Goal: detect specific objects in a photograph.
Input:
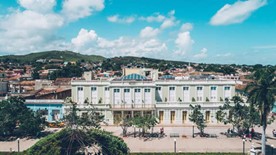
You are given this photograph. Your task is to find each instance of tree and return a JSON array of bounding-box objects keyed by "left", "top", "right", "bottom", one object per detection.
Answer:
[
  {"left": 63, "top": 98, "right": 104, "bottom": 131},
  {"left": 27, "top": 128, "right": 129, "bottom": 155},
  {"left": 189, "top": 104, "right": 206, "bottom": 136},
  {"left": 48, "top": 63, "right": 83, "bottom": 80},
  {"left": 216, "top": 96, "right": 260, "bottom": 134},
  {"left": 132, "top": 115, "right": 158, "bottom": 137},
  {"left": 0, "top": 97, "right": 45, "bottom": 138},
  {"left": 27, "top": 99, "right": 129, "bottom": 155},
  {"left": 245, "top": 67, "right": 276, "bottom": 154},
  {"left": 119, "top": 117, "right": 133, "bottom": 137}
]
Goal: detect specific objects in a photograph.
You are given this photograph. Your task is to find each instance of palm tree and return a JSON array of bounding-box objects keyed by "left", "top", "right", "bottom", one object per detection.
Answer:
[{"left": 245, "top": 67, "right": 276, "bottom": 154}]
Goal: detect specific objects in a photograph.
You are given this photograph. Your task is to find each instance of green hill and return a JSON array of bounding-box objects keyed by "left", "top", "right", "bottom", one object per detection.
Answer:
[{"left": 0, "top": 50, "right": 105, "bottom": 63}]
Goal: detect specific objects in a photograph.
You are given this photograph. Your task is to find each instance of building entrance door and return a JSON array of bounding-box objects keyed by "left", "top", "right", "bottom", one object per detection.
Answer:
[
  {"left": 170, "top": 111, "right": 175, "bottom": 124},
  {"left": 159, "top": 111, "right": 164, "bottom": 123},
  {"left": 113, "top": 111, "right": 122, "bottom": 125}
]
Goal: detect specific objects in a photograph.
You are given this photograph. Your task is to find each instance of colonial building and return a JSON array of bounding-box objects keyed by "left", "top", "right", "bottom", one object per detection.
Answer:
[
  {"left": 71, "top": 73, "right": 236, "bottom": 125},
  {"left": 25, "top": 99, "right": 64, "bottom": 122}
]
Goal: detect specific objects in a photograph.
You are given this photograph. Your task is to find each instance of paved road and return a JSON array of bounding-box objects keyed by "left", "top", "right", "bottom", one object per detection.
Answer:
[{"left": 0, "top": 123, "right": 275, "bottom": 153}]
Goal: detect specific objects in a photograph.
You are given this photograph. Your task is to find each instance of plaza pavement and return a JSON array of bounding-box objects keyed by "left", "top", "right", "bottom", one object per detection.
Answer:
[
  {"left": 0, "top": 123, "right": 276, "bottom": 153},
  {"left": 103, "top": 122, "right": 276, "bottom": 153}
]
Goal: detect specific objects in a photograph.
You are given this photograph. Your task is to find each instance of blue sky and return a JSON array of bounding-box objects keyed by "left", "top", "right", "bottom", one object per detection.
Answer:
[{"left": 0, "top": 0, "right": 275, "bottom": 65}]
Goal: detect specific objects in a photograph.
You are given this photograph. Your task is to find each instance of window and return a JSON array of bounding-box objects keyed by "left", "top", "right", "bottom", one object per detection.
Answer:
[
  {"left": 91, "top": 87, "right": 97, "bottom": 91},
  {"left": 113, "top": 89, "right": 121, "bottom": 104},
  {"left": 169, "top": 87, "right": 175, "bottom": 90},
  {"left": 197, "top": 87, "right": 203, "bottom": 90},
  {"left": 134, "top": 88, "right": 142, "bottom": 104},
  {"left": 78, "top": 87, "right": 83, "bottom": 91},
  {"left": 156, "top": 87, "right": 162, "bottom": 102},
  {"left": 196, "top": 86, "right": 203, "bottom": 101},
  {"left": 124, "top": 89, "right": 131, "bottom": 104},
  {"left": 91, "top": 86, "right": 97, "bottom": 104},
  {"left": 211, "top": 86, "right": 216, "bottom": 90},
  {"left": 182, "top": 111, "right": 187, "bottom": 124},
  {"left": 169, "top": 86, "right": 176, "bottom": 102},
  {"left": 144, "top": 88, "right": 151, "bottom": 104},
  {"left": 210, "top": 86, "right": 217, "bottom": 101},
  {"left": 156, "top": 87, "right": 161, "bottom": 91},
  {"left": 183, "top": 86, "right": 190, "bottom": 102},
  {"left": 183, "top": 87, "right": 189, "bottom": 90},
  {"left": 145, "top": 88, "right": 150, "bottom": 92},
  {"left": 224, "top": 87, "right": 230, "bottom": 90},
  {"left": 105, "top": 87, "right": 110, "bottom": 104},
  {"left": 114, "top": 89, "right": 120, "bottom": 93},
  {"left": 77, "top": 87, "right": 84, "bottom": 104},
  {"left": 224, "top": 86, "right": 231, "bottom": 99},
  {"left": 170, "top": 111, "right": 175, "bottom": 124}
]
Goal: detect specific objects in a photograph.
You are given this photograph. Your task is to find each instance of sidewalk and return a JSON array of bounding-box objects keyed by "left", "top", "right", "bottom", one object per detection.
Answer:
[
  {"left": 102, "top": 122, "right": 276, "bottom": 153},
  {"left": 0, "top": 123, "right": 275, "bottom": 153}
]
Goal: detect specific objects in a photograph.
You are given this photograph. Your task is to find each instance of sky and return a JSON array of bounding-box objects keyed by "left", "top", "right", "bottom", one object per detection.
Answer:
[{"left": 0, "top": 0, "right": 275, "bottom": 65}]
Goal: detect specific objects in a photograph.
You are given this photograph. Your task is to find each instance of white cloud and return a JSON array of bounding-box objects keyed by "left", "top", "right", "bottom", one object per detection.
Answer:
[
  {"left": 71, "top": 28, "right": 167, "bottom": 57},
  {"left": 71, "top": 29, "right": 98, "bottom": 47},
  {"left": 194, "top": 48, "right": 208, "bottom": 59},
  {"left": 174, "top": 31, "right": 194, "bottom": 55},
  {"left": 160, "top": 10, "right": 179, "bottom": 29},
  {"left": 62, "top": 0, "right": 105, "bottom": 21},
  {"left": 210, "top": 0, "right": 267, "bottom": 25},
  {"left": 18, "top": 0, "right": 56, "bottom": 13},
  {"left": 139, "top": 13, "right": 165, "bottom": 22},
  {"left": 0, "top": 10, "right": 64, "bottom": 53},
  {"left": 96, "top": 37, "right": 167, "bottom": 57},
  {"left": 140, "top": 26, "right": 159, "bottom": 38},
  {"left": 161, "top": 19, "right": 175, "bottom": 29},
  {"left": 107, "top": 14, "right": 135, "bottom": 24},
  {"left": 180, "top": 23, "right": 193, "bottom": 32}
]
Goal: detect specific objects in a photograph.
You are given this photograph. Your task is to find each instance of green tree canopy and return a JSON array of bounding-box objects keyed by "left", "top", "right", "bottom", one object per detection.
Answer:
[
  {"left": 0, "top": 97, "right": 45, "bottom": 137},
  {"left": 189, "top": 104, "right": 206, "bottom": 136},
  {"left": 216, "top": 96, "right": 260, "bottom": 133},
  {"left": 245, "top": 67, "right": 276, "bottom": 154},
  {"left": 26, "top": 98, "right": 129, "bottom": 155}
]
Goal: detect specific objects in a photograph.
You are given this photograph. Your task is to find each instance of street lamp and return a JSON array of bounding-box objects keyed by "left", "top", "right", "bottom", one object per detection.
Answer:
[
  {"left": 243, "top": 139, "right": 246, "bottom": 155},
  {"left": 271, "top": 144, "right": 274, "bottom": 155},
  {"left": 192, "top": 125, "right": 194, "bottom": 138},
  {"left": 174, "top": 138, "right": 176, "bottom": 154},
  {"left": 17, "top": 138, "right": 20, "bottom": 152}
]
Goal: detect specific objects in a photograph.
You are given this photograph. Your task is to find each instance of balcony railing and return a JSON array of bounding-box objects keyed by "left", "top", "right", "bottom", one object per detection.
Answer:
[
  {"left": 110, "top": 104, "right": 155, "bottom": 109},
  {"left": 155, "top": 102, "right": 224, "bottom": 108}
]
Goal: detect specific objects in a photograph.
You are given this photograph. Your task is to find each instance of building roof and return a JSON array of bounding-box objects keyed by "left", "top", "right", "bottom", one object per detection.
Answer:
[
  {"left": 121, "top": 73, "right": 147, "bottom": 81},
  {"left": 159, "top": 75, "right": 175, "bottom": 80}
]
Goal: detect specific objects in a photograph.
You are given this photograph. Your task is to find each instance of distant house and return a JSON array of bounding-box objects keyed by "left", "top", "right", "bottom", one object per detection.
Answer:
[
  {"left": 0, "top": 72, "right": 6, "bottom": 78},
  {"left": 36, "top": 59, "right": 47, "bottom": 63},
  {"left": 25, "top": 99, "right": 64, "bottom": 122},
  {"left": 0, "top": 81, "right": 8, "bottom": 96},
  {"left": 54, "top": 78, "right": 71, "bottom": 86},
  {"left": 49, "top": 59, "right": 64, "bottom": 63}
]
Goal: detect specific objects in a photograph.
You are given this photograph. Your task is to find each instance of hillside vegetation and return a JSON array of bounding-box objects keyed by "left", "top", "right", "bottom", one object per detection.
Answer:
[{"left": 0, "top": 50, "right": 105, "bottom": 63}]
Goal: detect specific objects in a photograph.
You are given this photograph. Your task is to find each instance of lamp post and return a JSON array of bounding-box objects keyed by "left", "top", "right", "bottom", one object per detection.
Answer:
[
  {"left": 243, "top": 139, "right": 246, "bottom": 155},
  {"left": 271, "top": 144, "right": 274, "bottom": 155},
  {"left": 17, "top": 138, "right": 20, "bottom": 152},
  {"left": 174, "top": 138, "right": 176, "bottom": 154},
  {"left": 192, "top": 125, "right": 194, "bottom": 138}
]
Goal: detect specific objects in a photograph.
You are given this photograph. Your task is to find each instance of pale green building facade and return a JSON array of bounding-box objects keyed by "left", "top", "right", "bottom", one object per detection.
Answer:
[{"left": 71, "top": 74, "right": 236, "bottom": 125}]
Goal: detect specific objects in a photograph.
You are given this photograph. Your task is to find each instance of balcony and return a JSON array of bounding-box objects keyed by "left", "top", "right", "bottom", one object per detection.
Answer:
[
  {"left": 155, "top": 102, "right": 224, "bottom": 108},
  {"left": 110, "top": 104, "right": 155, "bottom": 110}
]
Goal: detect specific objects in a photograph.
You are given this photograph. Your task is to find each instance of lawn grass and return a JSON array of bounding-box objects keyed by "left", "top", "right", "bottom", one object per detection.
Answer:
[{"left": 131, "top": 153, "right": 243, "bottom": 155}]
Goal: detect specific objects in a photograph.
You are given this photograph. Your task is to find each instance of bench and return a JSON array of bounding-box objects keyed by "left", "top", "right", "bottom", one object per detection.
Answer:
[
  {"left": 209, "top": 134, "right": 218, "bottom": 138},
  {"left": 170, "top": 133, "right": 180, "bottom": 138}
]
